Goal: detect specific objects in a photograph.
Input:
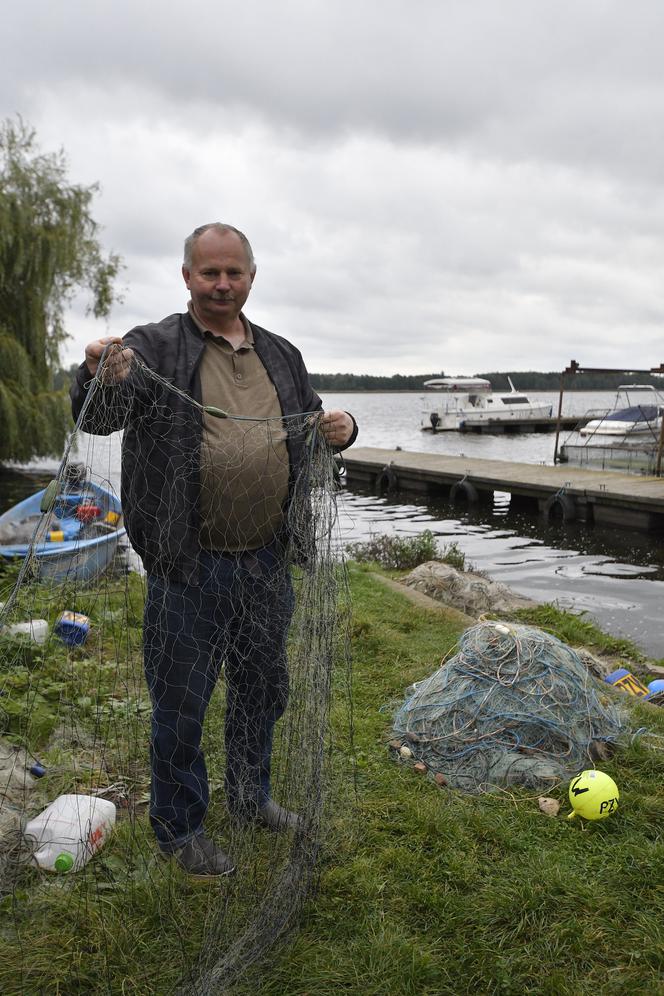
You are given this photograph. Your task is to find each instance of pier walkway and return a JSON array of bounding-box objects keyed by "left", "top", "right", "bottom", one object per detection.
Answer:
[{"left": 343, "top": 446, "right": 664, "bottom": 532}]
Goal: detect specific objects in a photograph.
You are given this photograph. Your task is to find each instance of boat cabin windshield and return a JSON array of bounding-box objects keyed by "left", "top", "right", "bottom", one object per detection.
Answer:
[{"left": 614, "top": 384, "right": 664, "bottom": 407}]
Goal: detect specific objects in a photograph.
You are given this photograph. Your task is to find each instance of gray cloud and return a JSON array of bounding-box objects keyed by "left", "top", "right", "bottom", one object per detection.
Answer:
[{"left": 3, "top": 1, "right": 664, "bottom": 375}]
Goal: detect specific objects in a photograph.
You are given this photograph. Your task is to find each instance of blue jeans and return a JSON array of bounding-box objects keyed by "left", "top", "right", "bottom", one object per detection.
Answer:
[{"left": 143, "top": 545, "right": 294, "bottom": 851}]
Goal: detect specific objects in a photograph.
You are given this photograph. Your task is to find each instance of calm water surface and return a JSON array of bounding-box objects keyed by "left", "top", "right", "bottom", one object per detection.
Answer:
[
  {"left": 328, "top": 391, "right": 664, "bottom": 658},
  {"left": 2, "top": 390, "right": 663, "bottom": 657}
]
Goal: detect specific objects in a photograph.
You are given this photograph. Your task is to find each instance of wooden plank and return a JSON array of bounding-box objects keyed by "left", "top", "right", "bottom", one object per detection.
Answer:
[{"left": 343, "top": 447, "right": 664, "bottom": 517}]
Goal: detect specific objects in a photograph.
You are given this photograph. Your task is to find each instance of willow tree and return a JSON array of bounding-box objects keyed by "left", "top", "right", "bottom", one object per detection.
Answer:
[{"left": 0, "top": 118, "right": 122, "bottom": 463}]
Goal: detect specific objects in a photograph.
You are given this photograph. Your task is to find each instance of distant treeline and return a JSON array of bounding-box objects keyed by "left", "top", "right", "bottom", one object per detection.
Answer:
[
  {"left": 311, "top": 370, "right": 664, "bottom": 392},
  {"left": 309, "top": 372, "right": 444, "bottom": 392},
  {"left": 53, "top": 363, "right": 664, "bottom": 394}
]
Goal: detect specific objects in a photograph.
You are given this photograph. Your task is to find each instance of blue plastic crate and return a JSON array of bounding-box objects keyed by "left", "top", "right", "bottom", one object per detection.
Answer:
[{"left": 54, "top": 611, "right": 90, "bottom": 647}]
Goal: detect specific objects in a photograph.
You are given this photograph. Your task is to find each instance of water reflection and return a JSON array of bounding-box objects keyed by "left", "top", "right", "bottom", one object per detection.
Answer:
[
  {"left": 2, "top": 450, "right": 663, "bottom": 657},
  {"left": 0, "top": 467, "right": 55, "bottom": 515},
  {"left": 339, "top": 485, "right": 664, "bottom": 658}
]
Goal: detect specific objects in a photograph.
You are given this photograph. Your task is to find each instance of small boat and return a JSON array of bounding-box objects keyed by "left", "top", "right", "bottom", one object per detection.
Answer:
[
  {"left": 560, "top": 385, "right": 664, "bottom": 474},
  {"left": 421, "top": 377, "right": 552, "bottom": 432},
  {"left": 579, "top": 385, "right": 664, "bottom": 438},
  {"left": 0, "top": 476, "right": 126, "bottom": 584}
]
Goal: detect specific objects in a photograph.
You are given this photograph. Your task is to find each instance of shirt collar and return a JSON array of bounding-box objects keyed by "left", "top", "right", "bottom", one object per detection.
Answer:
[{"left": 187, "top": 301, "right": 254, "bottom": 347}]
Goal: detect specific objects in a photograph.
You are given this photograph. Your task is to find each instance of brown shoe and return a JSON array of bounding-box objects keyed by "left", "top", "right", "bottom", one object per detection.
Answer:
[
  {"left": 171, "top": 834, "right": 235, "bottom": 879},
  {"left": 255, "top": 799, "right": 306, "bottom": 833}
]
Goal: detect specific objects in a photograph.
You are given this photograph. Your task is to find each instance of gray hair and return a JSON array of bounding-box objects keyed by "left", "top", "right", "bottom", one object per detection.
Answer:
[{"left": 183, "top": 223, "right": 256, "bottom": 273}]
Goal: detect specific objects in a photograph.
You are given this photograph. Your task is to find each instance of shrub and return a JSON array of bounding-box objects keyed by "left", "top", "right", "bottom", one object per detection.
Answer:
[
  {"left": 439, "top": 541, "right": 466, "bottom": 572},
  {"left": 346, "top": 530, "right": 467, "bottom": 572}
]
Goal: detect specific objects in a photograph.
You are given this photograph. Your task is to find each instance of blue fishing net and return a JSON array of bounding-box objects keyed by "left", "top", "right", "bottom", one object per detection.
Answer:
[{"left": 392, "top": 622, "right": 625, "bottom": 792}]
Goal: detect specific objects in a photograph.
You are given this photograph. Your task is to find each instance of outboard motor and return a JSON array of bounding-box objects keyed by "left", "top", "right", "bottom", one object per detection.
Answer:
[
  {"left": 63, "top": 463, "right": 86, "bottom": 486},
  {"left": 429, "top": 412, "right": 441, "bottom": 433}
]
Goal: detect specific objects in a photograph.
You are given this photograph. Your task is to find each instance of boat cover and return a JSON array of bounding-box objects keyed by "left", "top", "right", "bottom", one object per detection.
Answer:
[{"left": 605, "top": 405, "right": 659, "bottom": 422}]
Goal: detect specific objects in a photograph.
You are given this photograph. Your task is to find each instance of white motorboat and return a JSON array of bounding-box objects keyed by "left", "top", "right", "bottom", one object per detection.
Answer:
[
  {"left": 421, "top": 377, "right": 552, "bottom": 432},
  {"left": 560, "top": 384, "right": 664, "bottom": 474},
  {"left": 579, "top": 385, "right": 664, "bottom": 438}
]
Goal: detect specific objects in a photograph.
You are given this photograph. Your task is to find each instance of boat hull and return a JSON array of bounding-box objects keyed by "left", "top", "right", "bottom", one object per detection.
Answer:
[
  {"left": 422, "top": 401, "right": 552, "bottom": 431},
  {"left": 0, "top": 481, "right": 126, "bottom": 584},
  {"left": 459, "top": 403, "right": 552, "bottom": 427},
  {"left": 579, "top": 419, "right": 662, "bottom": 438}
]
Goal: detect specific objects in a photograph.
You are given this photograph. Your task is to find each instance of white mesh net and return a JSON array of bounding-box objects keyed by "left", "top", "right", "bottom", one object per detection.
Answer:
[{"left": 0, "top": 346, "right": 352, "bottom": 994}]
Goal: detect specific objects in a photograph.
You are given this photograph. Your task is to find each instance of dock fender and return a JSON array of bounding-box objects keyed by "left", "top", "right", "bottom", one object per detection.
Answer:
[
  {"left": 376, "top": 464, "right": 398, "bottom": 495},
  {"left": 543, "top": 492, "right": 576, "bottom": 522},
  {"left": 450, "top": 478, "right": 479, "bottom": 504}
]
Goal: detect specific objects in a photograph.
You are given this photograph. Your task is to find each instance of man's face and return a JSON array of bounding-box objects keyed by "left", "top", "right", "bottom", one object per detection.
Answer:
[{"left": 182, "top": 229, "right": 255, "bottom": 326}]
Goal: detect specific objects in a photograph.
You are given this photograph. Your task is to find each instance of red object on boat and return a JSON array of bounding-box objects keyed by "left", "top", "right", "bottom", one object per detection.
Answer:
[{"left": 76, "top": 504, "right": 101, "bottom": 522}]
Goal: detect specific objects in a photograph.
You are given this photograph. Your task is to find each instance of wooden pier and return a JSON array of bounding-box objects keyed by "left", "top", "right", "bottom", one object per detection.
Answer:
[{"left": 343, "top": 447, "right": 664, "bottom": 532}]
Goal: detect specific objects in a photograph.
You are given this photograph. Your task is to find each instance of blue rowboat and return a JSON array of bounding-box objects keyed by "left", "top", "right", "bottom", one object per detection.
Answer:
[{"left": 0, "top": 480, "right": 126, "bottom": 584}]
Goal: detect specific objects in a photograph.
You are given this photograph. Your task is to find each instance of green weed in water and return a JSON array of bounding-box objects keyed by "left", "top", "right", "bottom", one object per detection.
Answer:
[{"left": 347, "top": 530, "right": 467, "bottom": 572}]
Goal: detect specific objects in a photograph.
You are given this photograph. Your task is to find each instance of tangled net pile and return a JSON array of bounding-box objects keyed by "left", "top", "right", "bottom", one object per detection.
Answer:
[
  {"left": 0, "top": 349, "right": 351, "bottom": 995},
  {"left": 392, "top": 622, "right": 625, "bottom": 793}
]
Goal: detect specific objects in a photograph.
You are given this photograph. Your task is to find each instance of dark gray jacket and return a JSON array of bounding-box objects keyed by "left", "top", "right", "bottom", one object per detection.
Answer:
[{"left": 70, "top": 311, "right": 357, "bottom": 582}]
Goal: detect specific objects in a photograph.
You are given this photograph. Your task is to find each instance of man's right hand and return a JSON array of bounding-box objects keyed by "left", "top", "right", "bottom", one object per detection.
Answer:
[{"left": 84, "top": 337, "right": 134, "bottom": 383}]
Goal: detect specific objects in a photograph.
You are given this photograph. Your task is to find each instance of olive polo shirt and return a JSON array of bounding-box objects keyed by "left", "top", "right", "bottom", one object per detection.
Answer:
[{"left": 188, "top": 303, "right": 289, "bottom": 552}]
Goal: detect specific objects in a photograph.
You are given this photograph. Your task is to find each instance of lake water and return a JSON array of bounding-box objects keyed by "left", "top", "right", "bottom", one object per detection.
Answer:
[
  {"left": 2, "top": 389, "right": 663, "bottom": 658},
  {"left": 328, "top": 391, "right": 664, "bottom": 659}
]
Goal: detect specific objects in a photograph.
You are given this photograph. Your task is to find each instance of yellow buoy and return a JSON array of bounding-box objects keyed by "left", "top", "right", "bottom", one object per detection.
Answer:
[{"left": 568, "top": 769, "right": 619, "bottom": 821}]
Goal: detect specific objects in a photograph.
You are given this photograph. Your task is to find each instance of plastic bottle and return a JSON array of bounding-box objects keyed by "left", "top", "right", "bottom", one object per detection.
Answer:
[
  {"left": 2, "top": 619, "right": 49, "bottom": 644},
  {"left": 24, "top": 794, "right": 116, "bottom": 873}
]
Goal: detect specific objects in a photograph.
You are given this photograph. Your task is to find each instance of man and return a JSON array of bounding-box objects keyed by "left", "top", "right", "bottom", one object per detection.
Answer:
[{"left": 71, "top": 223, "right": 357, "bottom": 879}]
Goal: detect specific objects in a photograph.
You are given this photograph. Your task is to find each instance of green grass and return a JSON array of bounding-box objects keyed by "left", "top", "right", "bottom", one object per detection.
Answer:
[
  {"left": 509, "top": 602, "right": 653, "bottom": 665},
  {"left": 2, "top": 564, "right": 664, "bottom": 994},
  {"left": 232, "top": 565, "right": 664, "bottom": 996}
]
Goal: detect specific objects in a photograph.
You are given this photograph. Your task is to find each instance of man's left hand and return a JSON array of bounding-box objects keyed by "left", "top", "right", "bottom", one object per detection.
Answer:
[{"left": 319, "top": 410, "right": 354, "bottom": 447}]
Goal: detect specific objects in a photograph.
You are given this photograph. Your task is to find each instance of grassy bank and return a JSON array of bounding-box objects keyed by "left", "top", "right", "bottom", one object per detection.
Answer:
[
  {"left": 235, "top": 564, "right": 664, "bottom": 996},
  {"left": 2, "top": 563, "right": 664, "bottom": 994}
]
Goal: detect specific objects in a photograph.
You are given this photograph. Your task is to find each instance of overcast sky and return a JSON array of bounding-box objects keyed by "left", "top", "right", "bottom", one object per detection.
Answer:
[{"left": 4, "top": 0, "right": 664, "bottom": 376}]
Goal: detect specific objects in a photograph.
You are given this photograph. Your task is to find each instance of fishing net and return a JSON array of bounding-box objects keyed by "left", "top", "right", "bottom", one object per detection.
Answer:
[
  {"left": 391, "top": 621, "right": 625, "bottom": 793},
  {"left": 0, "top": 345, "right": 351, "bottom": 995}
]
